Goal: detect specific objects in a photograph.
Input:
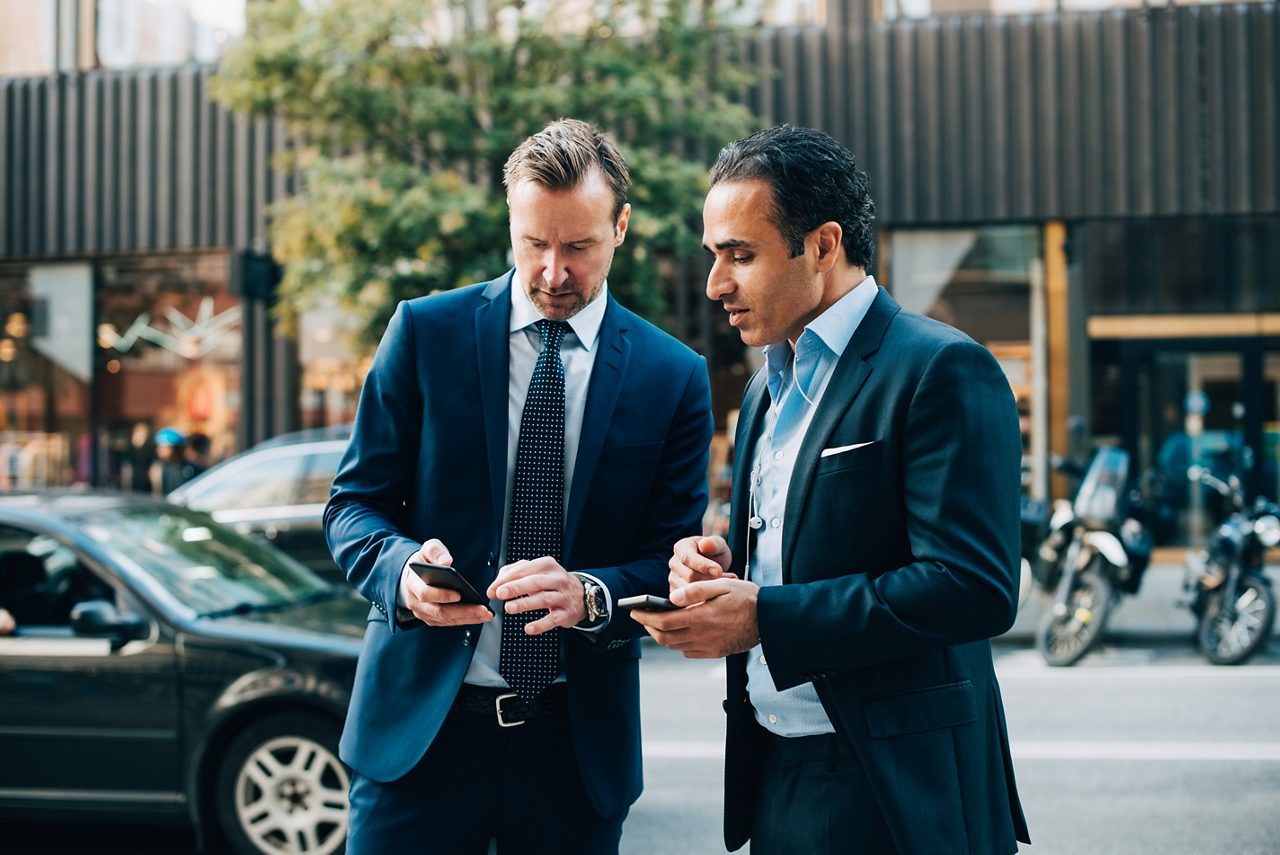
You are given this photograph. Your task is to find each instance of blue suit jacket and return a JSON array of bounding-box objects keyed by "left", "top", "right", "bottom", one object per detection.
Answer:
[
  {"left": 325, "top": 273, "right": 712, "bottom": 818},
  {"left": 722, "top": 289, "right": 1030, "bottom": 853}
]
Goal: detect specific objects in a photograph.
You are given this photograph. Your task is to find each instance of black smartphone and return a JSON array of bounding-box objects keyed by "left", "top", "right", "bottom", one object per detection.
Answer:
[
  {"left": 409, "top": 562, "right": 494, "bottom": 612},
  {"left": 616, "top": 594, "right": 682, "bottom": 612}
]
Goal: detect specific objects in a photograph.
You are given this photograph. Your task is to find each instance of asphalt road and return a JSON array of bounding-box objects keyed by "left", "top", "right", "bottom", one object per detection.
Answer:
[{"left": 4, "top": 625, "right": 1279, "bottom": 853}]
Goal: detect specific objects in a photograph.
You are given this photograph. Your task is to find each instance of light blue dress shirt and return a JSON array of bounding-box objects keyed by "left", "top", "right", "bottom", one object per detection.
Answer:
[{"left": 745, "top": 276, "right": 878, "bottom": 737}]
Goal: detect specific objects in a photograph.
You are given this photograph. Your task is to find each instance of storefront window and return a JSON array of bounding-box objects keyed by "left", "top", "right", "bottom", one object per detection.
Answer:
[
  {"left": 298, "top": 301, "right": 364, "bottom": 430},
  {"left": 96, "top": 0, "right": 245, "bottom": 69},
  {"left": 96, "top": 252, "right": 241, "bottom": 492},
  {"left": 1078, "top": 218, "right": 1280, "bottom": 316},
  {"left": 0, "top": 264, "right": 94, "bottom": 487},
  {"left": 0, "top": 0, "right": 58, "bottom": 76},
  {"left": 887, "top": 226, "right": 1042, "bottom": 490}
]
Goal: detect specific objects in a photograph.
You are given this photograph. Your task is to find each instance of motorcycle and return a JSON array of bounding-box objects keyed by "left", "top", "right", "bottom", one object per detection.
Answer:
[
  {"left": 1181, "top": 465, "right": 1279, "bottom": 665},
  {"left": 1035, "top": 446, "right": 1154, "bottom": 666}
]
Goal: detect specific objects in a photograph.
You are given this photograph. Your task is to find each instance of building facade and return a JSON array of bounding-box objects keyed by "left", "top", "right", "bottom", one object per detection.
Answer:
[{"left": 2, "top": 0, "right": 1277, "bottom": 544}]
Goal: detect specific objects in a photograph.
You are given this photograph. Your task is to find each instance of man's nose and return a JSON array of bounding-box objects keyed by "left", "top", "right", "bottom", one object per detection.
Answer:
[
  {"left": 542, "top": 251, "right": 569, "bottom": 288},
  {"left": 706, "top": 260, "right": 733, "bottom": 300}
]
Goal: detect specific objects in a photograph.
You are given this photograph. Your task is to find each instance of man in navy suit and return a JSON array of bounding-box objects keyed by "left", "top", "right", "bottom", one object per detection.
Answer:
[
  {"left": 325, "top": 119, "right": 713, "bottom": 854},
  {"left": 635, "top": 125, "right": 1030, "bottom": 853}
]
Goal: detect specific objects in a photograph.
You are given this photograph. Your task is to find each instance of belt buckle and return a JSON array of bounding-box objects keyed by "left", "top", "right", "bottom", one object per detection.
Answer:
[{"left": 495, "top": 692, "right": 526, "bottom": 728}]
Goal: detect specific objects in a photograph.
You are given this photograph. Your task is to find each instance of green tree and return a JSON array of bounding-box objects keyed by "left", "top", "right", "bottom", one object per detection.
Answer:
[{"left": 212, "top": 0, "right": 762, "bottom": 350}]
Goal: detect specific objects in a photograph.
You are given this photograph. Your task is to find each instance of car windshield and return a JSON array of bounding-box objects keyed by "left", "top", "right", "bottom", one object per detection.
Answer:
[{"left": 74, "top": 504, "right": 332, "bottom": 616}]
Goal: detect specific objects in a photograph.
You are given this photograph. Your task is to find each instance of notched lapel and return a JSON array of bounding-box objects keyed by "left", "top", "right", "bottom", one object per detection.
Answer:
[
  {"left": 781, "top": 290, "right": 900, "bottom": 577},
  {"left": 476, "top": 275, "right": 514, "bottom": 551},
  {"left": 564, "top": 299, "right": 630, "bottom": 558}
]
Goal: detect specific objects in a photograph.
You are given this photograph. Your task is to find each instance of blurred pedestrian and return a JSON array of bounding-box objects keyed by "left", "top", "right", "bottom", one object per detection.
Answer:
[
  {"left": 635, "top": 125, "right": 1030, "bottom": 855},
  {"left": 185, "top": 431, "right": 212, "bottom": 477},
  {"left": 151, "top": 427, "right": 200, "bottom": 495}
]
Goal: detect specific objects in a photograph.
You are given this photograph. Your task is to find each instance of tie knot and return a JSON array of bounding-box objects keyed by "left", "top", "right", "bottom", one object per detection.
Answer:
[{"left": 537, "top": 319, "right": 570, "bottom": 353}]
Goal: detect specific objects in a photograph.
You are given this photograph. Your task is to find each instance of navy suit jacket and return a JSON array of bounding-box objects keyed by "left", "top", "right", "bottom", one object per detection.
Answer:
[
  {"left": 325, "top": 272, "right": 712, "bottom": 818},
  {"left": 722, "top": 289, "right": 1031, "bottom": 853}
]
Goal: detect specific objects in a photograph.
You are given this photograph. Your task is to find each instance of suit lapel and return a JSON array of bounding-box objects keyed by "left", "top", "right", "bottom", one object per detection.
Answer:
[
  {"left": 475, "top": 274, "right": 514, "bottom": 549},
  {"left": 563, "top": 295, "right": 630, "bottom": 560},
  {"left": 728, "top": 368, "right": 770, "bottom": 574},
  {"left": 781, "top": 288, "right": 900, "bottom": 578}
]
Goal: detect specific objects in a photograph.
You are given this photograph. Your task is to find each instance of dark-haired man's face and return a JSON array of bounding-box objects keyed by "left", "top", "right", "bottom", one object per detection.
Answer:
[
  {"left": 509, "top": 169, "right": 630, "bottom": 321},
  {"left": 702, "top": 179, "right": 824, "bottom": 347}
]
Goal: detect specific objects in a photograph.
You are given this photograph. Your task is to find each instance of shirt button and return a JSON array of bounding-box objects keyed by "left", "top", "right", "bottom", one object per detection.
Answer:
[
  {"left": 774, "top": 451, "right": 784, "bottom": 460},
  {"left": 771, "top": 518, "right": 781, "bottom": 528},
  {"left": 757, "top": 654, "right": 767, "bottom": 665},
  {"left": 768, "top": 714, "right": 778, "bottom": 725}
]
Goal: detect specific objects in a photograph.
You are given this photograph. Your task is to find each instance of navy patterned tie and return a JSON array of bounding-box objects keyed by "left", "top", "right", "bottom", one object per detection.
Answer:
[{"left": 500, "top": 319, "right": 568, "bottom": 702}]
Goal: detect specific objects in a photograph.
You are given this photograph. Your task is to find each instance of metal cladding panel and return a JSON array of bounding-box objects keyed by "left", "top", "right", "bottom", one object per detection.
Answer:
[
  {"left": 0, "top": 66, "right": 290, "bottom": 258},
  {"left": 1008, "top": 16, "right": 1035, "bottom": 221},
  {"left": 1151, "top": 9, "right": 1179, "bottom": 216},
  {"left": 1033, "top": 16, "right": 1061, "bottom": 216},
  {"left": 1, "top": 4, "right": 1279, "bottom": 259},
  {"left": 915, "top": 20, "right": 942, "bottom": 223}
]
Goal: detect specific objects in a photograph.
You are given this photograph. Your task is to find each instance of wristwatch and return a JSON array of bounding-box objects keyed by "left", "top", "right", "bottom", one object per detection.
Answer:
[{"left": 574, "top": 574, "right": 608, "bottom": 628}]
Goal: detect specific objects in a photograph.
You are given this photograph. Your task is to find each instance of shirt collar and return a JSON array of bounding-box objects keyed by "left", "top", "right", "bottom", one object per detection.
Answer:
[
  {"left": 763, "top": 275, "right": 879, "bottom": 386},
  {"left": 509, "top": 277, "right": 608, "bottom": 351}
]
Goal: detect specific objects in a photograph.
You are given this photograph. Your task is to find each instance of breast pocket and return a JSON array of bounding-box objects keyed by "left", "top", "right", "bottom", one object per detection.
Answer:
[{"left": 815, "top": 439, "right": 884, "bottom": 476}]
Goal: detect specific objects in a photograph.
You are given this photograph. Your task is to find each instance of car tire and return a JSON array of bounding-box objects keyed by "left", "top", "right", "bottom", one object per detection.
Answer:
[{"left": 214, "top": 712, "right": 350, "bottom": 855}]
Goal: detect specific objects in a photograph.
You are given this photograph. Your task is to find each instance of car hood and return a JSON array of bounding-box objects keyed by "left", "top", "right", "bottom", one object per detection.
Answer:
[{"left": 195, "top": 592, "right": 369, "bottom": 654}]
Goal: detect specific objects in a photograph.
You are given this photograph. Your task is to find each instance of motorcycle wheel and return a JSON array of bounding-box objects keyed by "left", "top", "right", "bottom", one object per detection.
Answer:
[
  {"left": 1198, "top": 575, "right": 1276, "bottom": 666},
  {"left": 1036, "top": 566, "right": 1113, "bottom": 667}
]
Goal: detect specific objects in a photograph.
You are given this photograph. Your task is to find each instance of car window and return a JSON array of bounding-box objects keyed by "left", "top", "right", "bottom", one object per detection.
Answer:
[
  {"left": 75, "top": 505, "right": 331, "bottom": 615},
  {"left": 0, "top": 524, "right": 115, "bottom": 629},
  {"left": 297, "top": 450, "right": 343, "bottom": 505},
  {"left": 186, "top": 452, "right": 307, "bottom": 511}
]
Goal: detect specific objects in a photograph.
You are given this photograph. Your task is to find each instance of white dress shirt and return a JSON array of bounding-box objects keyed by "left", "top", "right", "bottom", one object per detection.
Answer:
[{"left": 397, "top": 279, "right": 611, "bottom": 687}]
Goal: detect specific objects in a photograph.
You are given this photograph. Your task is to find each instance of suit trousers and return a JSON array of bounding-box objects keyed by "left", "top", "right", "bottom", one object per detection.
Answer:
[
  {"left": 347, "top": 691, "right": 626, "bottom": 855},
  {"left": 751, "top": 731, "right": 898, "bottom": 855}
]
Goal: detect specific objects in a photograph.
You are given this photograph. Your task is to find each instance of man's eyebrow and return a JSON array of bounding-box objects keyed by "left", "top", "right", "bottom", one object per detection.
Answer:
[
  {"left": 705, "top": 239, "right": 754, "bottom": 251},
  {"left": 521, "top": 234, "right": 599, "bottom": 245}
]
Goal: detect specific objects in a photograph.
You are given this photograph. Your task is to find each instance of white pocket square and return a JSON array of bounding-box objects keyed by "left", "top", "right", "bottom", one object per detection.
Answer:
[{"left": 820, "top": 441, "right": 876, "bottom": 458}]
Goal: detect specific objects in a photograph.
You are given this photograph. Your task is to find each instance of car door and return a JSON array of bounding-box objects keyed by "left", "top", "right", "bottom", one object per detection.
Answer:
[{"left": 0, "top": 524, "right": 183, "bottom": 810}]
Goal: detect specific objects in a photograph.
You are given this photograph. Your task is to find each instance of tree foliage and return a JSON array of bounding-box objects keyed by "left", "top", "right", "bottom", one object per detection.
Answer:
[{"left": 212, "top": 0, "right": 763, "bottom": 349}]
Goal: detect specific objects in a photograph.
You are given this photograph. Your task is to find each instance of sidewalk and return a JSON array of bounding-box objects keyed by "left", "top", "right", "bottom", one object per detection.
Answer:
[{"left": 999, "top": 562, "right": 1280, "bottom": 645}]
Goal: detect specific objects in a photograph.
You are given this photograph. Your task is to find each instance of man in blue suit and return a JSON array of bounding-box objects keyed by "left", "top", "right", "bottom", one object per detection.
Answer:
[
  {"left": 635, "top": 126, "right": 1030, "bottom": 853},
  {"left": 325, "top": 119, "right": 713, "bottom": 854}
]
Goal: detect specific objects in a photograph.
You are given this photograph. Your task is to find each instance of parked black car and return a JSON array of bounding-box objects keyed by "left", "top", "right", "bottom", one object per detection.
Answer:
[
  {"left": 0, "top": 491, "right": 365, "bottom": 854},
  {"left": 168, "top": 426, "right": 350, "bottom": 583}
]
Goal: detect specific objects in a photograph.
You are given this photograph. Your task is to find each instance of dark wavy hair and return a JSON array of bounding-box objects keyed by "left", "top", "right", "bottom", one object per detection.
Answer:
[{"left": 708, "top": 125, "right": 876, "bottom": 268}]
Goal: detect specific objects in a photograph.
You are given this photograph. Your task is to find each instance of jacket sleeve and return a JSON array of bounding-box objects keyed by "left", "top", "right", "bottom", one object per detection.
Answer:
[
  {"left": 323, "top": 301, "right": 423, "bottom": 630},
  {"left": 581, "top": 356, "right": 714, "bottom": 645},
  {"left": 758, "top": 339, "right": 1022, "bottom": 689}
]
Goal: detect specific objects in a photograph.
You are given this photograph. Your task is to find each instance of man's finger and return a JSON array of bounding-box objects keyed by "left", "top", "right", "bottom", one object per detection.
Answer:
[
  {"left": 419, "top": 538, "right": 452, "bottom": 566},
  {"left": 487, "top": 557, "right": 562, "bottom": 597},
  {"left": 411, "top": 602, "right": 491, "bottom": 626},
  {"left": 669, "top": 578, "right": 736, "bottom": 607},
  {"left": 696, "top": 535, "right": 732, "bottom": 566},
  {"left": 493, "top": 571, "right": 566, "bottom": 601},
  {"left": 417, "top": 583, "right": 463, "bottom": 605},
  {"left": 503, "top": 591, "right": 561, "bottom": 615},
  {"left": 523, "top": 610, "right": 571, "bottom": 635}
]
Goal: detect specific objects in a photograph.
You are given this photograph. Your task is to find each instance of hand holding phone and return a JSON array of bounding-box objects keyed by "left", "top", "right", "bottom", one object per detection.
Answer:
[
  {"left": 616, "top": 594, "right": 683, "bottom": 612},
  {"left": 409, "top": 562, "right": 495, "bottom": 614}
]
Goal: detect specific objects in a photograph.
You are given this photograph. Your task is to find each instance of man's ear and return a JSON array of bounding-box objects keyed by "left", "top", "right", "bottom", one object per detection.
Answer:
[
  {"left": 813, "top": 222, "right": 843, "bottom": 272},
  {"left": 614, "top": 203, "right": 632, "bottom": 246}
]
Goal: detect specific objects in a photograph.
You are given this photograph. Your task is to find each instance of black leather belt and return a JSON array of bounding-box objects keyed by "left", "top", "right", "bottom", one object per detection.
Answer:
[{"left": 452, "top": 683, "right": 569, "bottom": 727}]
